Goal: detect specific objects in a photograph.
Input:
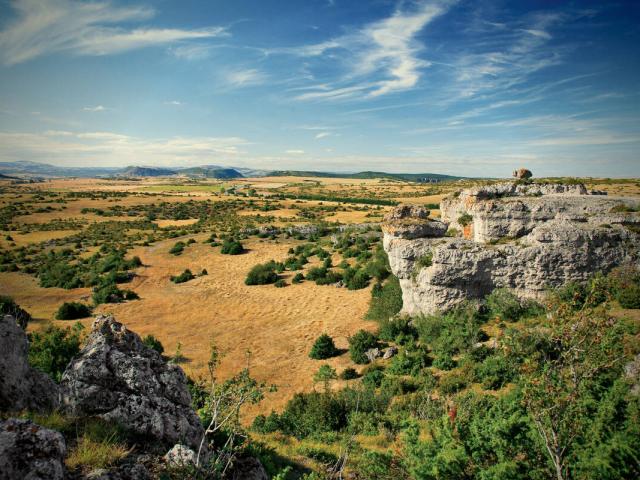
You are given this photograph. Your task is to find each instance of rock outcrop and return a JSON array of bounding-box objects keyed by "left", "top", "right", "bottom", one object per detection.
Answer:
[
  {"left": 0, "top": 315, "right": 60, "bottom": 412},
  {"left": 384, "top": 182, "right": 640, "bottom": 314},
  {"left": 60, "top": 315, "right": 204, "bottom": 449},
  {"left": 0, "top": 418, "right": 66, "bottom": 480}
]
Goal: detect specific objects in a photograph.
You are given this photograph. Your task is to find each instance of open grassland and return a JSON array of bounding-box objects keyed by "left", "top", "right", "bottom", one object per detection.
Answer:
[{"left": 2, "top": 174, "right": 639, "bottom": 420}]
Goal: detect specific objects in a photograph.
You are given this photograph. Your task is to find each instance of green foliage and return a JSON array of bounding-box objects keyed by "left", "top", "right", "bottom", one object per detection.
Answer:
[
  {"left": 220, "top": 239, "right": 244, "bottom": 255},
  {"left": 617, "top": 284, "right": 640, "bottom": 308},
  {"left": 362, "top": 365, "right": 385, "bottom": 389},
  {"left": 169, "top": 241, "right": 186, "bottom": 255},
  {"left": 245, "top": 261, "right": 279, "bottom": 285},
  {"left": 474, "top": 354, "right": 514, "bottom": 390},
  {"left": 486, "top": 288, "right": 544, "bottom": 322},
  {"left": 274, "top": 279, "right": 286, "bottom": 288},
  {"left": 292, "top": 272, "right": 304, "bottom": 284},
  {"left": 438, "top": 374, "right": 467, "bottom": 395},
  {"left": 458, "top": 213, "right": 473, "bottom": 226},
  {"left": 366, "top": 275, "right": 403, "bottom": 322},
  {"left": 28, "top": 322, "right": 84, "bottom": 382},
  {"left": 387, "top": 347, "right": 430, "bottom": 376},
  {"left": 56, "top": 301, "right": 92, "bottom": 320},
  {"left": 339, "top": 367, "right": 359, "bottom": 380},
  {"left": 92, "top": 282, "right": 138, "bottom": 305},
  {"left": 432, "top": 353, "right": 456, "bottom": 371},
  {"left": 171, "top": 269, "right": 195, "bottom": 284},
  {"left": 309, "top": 333, "right": 339, "bottom": 360},
  {"left": 348, "top": 329, "right": 379, "bottom": 364},
  {"left": 0, "top": 295, "right": 32, "bottom": 329},
  {"left": 142, "top": 334, "right": 164, "bottom": 354},
  {"left": 415, "top": 303, "right": 485, "bottom": 356}
]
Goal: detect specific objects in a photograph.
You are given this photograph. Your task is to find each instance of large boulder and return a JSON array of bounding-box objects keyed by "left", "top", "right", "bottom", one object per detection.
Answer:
[
  {"left": 384, "top": 184, "right": 640, "bottom": 314},
  {"left": 0, "top": 418, "right": 66, "bottom": 480},
  {"left": 60, "top": 315, "right": 204, "bottom": 449},
  {"left": 0, "top": 315, "right": 59, "bottom": 412}
]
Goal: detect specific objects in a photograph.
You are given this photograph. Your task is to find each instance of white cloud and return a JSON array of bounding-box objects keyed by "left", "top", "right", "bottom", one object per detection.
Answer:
[
  {"left": 285, "top": 149, "right": 305, "bottom": 155},
  {"left": 164, "top": 100, "right": 183, "bottom": 106},
  {"left": 280, "top": 1, "right": 454, "bottom": 100},
  {"left": 83, "top": 105, "right": 108, "bottom": 112},
  {"left": 0, "top": 130, "right": 249, "bottom": 166},
  {"left": 224, "top": 68, "right": 268, "bottom": 87},
  {"left": 168, "top": 43, "right": 216, "bottom": 61},
  {"left": 0, "top": 0, "right": 227, "bottom": 65},
  {"left": 315, "top": 132, "right": 331, "bottom": 139}
]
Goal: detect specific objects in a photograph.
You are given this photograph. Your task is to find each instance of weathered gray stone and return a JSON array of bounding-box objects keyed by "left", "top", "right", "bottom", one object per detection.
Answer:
[
  {"left": 164, "top": 444, "right": 197, "bottom": 467},
  {"left": 0, "top": 418, "right": 66, "bottom": 480},
  {"left": 513, "top": 168, "right": 533, "bottom": 179},
  {"left": 383, "top": 347, "right": 398, "bottom": 360},
  {"left": 365, "top": 348, "right": 381, "bottom": 363},
  {"left": 0, "top": 315, "right": 59, "bottom": 412},
  {"left": 60, "top": 315, "right": 204, "bottom": 449},
  {"left": 384, "top": 183, "right": 640, "bottom": 314}
]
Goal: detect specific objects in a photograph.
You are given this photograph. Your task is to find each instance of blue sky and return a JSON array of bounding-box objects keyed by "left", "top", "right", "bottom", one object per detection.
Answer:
[{"left": 0, "top": 0, "right": 638, "bottom": 177}]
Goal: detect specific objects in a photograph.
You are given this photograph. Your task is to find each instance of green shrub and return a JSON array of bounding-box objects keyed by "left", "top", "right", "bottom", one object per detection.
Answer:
[
  {"left": 433, "top": 353, "right": 456, "bottom": 370},
  {"left": 349, "top": 329, "right": 379, "bottom": 364},
  {"left": 169, "top": 241, "right": 185, "bottom": 255},
  {"left": 56, "top": 302, "right": 92, "bottom": 320},
  {"left": 438, "top": 374, "right": 467, "bottom": 395},
  {"left": 415, "top": 303, "right": 484, "bottom": 356},
  {"left": 346, "top": 269, "right": 370, "bottom": 290},
  {"left": 378, "top": 316, "right": 416, "bottom": 342},
  {"left": 387, "top": 348, "right": 430, "bottom": 376},
  {"left": 617, "top": 284, "right": 640, "bottom": 309},
  {"left": 274, "top": 279, "right": 286, "bottom": 288},
  {"left": 474, "top": 355, "right": 514, "bottom": 390},
  {"left": 340, "top": 367, "right": 359, "bottom": 380},
  {"left": 309, "top": 334, "right": 339, "bottom": 360},
  {"left": 171, "top": 269, "right": 195, "bottom": 284},
  {"left": 362, "top": 366, "right": 385, "bottom": 389},
  {"left": 28, "top": 322, "right": 84, "bottom": 382},
  {"left": 458, "top": 213, "right": 473, "bottom": 226},
  {"left": 292, "top": 272, "right": 304, "bottom": 284},
  {"left": 92, "top": 283, "right": 138, "bottom": 305},
  {"left": 486, "top": 288, "right": 523, "bottom": 321},
  {"left": 221, "top": 239, "right": 244, "bottom": 255},
  {"left": 142, "top": 334, "right": 164, "bottom": 354},
  {"left": 366, "top": 276, "right": 403, "bottom": 321},
  {"left": 245, "top": 261, "right": 279, "bottom": 285}
]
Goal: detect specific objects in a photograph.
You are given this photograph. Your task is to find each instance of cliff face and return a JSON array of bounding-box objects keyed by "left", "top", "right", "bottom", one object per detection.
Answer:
[{"left": 383, "top": 182, "right": 640, "bottom": 315}]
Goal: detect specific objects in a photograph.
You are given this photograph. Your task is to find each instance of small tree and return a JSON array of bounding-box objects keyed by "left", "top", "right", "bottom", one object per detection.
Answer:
[
  {"left": 349, "top": 330, "right": 378, "bottom": 364},
  {"left": 220, "top": 239, "right": 243, "bottom": 255},
  {"left": 245, "top": 261, "right": 278, "bottom": 285},
  {"left": 314, "top": 364, "right": 337, "bottom": 392},
  {"left": 309, "top": 333, "right": 339, "bottom": 360},
  {"left": 0, "top": 295, "right": 32, "bottom": 329},
  {"left": 56, "top": 302, "right": 92, "bottom": 320},
  {"left": 142, "top": 334, "right": 164, "bottom": 354}
]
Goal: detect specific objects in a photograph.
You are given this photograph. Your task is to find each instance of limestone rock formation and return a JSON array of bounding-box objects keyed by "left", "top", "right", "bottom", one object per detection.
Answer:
[
  {"left": 0, "top": 315, "right": 60, "bottom": 412},
  {"left": 229, "top": 456, "right": 269, "bottom": 480},
  {"left": 0, "top": 418, "right": 66, "bottom": 480},
  {"left": 513, "top": 168, "right": 532, "bottom": 179},
  {"left": 384, "top": 182, "right": 640, "bottom": 314},
  {"left": 60, "top": 315, "right": 204, "bottom": 448}
]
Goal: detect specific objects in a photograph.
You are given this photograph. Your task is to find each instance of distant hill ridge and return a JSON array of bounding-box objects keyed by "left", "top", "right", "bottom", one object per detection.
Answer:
[{"left": 0, "top": 160, "right": 460, "bottom": 182}]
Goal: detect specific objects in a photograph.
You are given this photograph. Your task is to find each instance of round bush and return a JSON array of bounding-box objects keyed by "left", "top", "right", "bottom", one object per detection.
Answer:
[
  {"left": 348, "top": 329, "right": 379, "bottom": 364},
  {"left": 617, "top": 284, "right": 640, "bottom": 309},
  {"left": 245, "top": 261, "right": 278, "bottom": 285},
  {"left": 56, "top": 302, "right": 92, "bottom": 320},
  {"left": 142, "top": 334, "right": 165, "bottom": 354},
  {"left": 221, "top": 239, "right": 243, "bottom": 255},
  {"left": 309, "top": 333, "right": 339, "bottom": 360}
]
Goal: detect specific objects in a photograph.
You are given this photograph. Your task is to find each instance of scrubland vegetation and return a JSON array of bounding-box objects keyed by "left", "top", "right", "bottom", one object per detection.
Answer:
[{"left": 2, "top": 176, "right": 640, "bottom": 478}]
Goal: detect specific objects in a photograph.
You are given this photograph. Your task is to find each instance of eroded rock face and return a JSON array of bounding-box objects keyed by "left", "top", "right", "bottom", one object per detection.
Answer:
[
  {"left": 384, "top": 183, "right": 640, "bottom": 314},
  {"left": 0, "top": 418, "right": 66, "bottom": 480},
  {"left": 0, "top": 315, "right": 59, "bottom": 412},
  {"left": 60, "top": 315, "right": 204, "bottom": 449}
]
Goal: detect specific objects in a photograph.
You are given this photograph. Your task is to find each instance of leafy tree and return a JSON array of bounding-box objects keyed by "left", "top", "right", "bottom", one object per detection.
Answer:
[
  {"left": 56, "top": 302, "right": 92, "bottom": 320},
  {"left": 171, "top": 269, "right": 195, "bottom": 284},
  {"left": 309, "top": 334, "right": 338, "bottom": 360},
  {"left": 313, "top": 364, "right": 337, "bottom": 392},
  {"left": 220, "top": 239, "right": 244, "bottom": 255}
]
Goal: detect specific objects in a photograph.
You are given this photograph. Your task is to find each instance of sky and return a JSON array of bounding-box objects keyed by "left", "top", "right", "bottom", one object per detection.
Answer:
[{"left": 0, "top": 0, "right": 639, "bottom": 177}]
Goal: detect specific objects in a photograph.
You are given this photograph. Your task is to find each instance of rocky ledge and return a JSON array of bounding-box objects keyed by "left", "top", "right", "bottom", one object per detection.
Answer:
[{"left": 383, "top": 181, "right": 640, "bottom": 314}]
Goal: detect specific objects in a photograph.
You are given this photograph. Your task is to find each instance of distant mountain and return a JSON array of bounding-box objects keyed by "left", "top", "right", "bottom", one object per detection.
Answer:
[
  {"left": 267, "top": 170, "right": 461, "bottom": 182},
  {"left": 0, "top": 173, "right": 16, "bottom": 179},
  {"left": 0, "top": 161, "right": 119, "bottom": 177},
  {"left": 0, "top": 160, "right": 462, "bottom": 182},
  {"left": 179, "top": 166, "right": 243, "bottom": 179},
  {"left": 120, "top": 166, "right": 178, "bottom": 177}
]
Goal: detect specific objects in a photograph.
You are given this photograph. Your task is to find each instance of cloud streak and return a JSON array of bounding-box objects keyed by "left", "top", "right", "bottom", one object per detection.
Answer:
[
  {"left": 0, "top": 0, "right": 227, "bottom": 65},
  {"left": 279, "top": 1, "right": 454, "bottom": 100}
]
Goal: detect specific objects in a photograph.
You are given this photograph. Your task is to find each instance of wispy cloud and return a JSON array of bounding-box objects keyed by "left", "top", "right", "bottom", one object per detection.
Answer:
[
  {"left": 224, "top": 68, "right": 268, "bottom": 87},
  {"left": 315, "top": 132, "right": 331, "bottom": 139},
  {"left": 168, "top": 43, "right": 217, "bottom": 61},
  {"left": 0, "top": 0, "right": 227, "bottom": 65},
  {"left": 164, "top": 100, "right": 184, "bottom": 106},
  {"left": 285, "top": 149, "right": 305, "bottom": 155},
  {"left": 279, "top": 1, "right": 454, "bottom": 100},
  {"left": 83, "top": 105, "right": 108, "bottom": 112},
  {"left": 0, "top": 130, "right": 249, "bottom": 166}
]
